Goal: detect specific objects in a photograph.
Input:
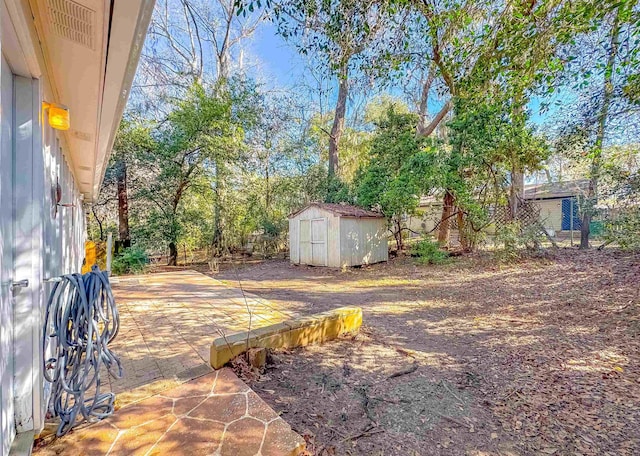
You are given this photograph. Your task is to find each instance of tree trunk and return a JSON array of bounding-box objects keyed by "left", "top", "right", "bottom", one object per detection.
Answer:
[
  {"left": 457, "top": 208, "right": 468, "bottom": 250},
  {"left": 168, "top": 241, "right": 178, "bottom": 266},
  {"left": 438, "top": 190, "right": 455, "bottom": 246},
  {"left": 418, "top": 101, "right": 451, "bottom": 138},
  {"left": 394, "top": 218, "right": 403, "bottom": 251},
  {"left": 116, "top": 160, "right": 130, "bottom": 243},
  {"left": 168, "top": 178, "right": 186, "bottom": 266},
  {"left": 217, "top": 53, "right": 229, "bottom": 83},
  {"left": 416, "top": 69, "right": 434, "bottom": 135},
  {"left": 329, "top": 65, "right": 348, "bottom": 177},
  {"left": 580, "top": 8, "right": 621, "bottom": 249},
  {"left": 212, "top": 157, "right": 224, "bottom": 257},
  {"left": 508, "top": 99, "right": 525, "bottom": 220},
  {"left": 212, "top": 201, "right": 222, "bottom": 256},
  {"left": 265, "top": 152, "right": 270, "bottom": 211},
  {"left": 92, "top": 206, "right": 104, "bottom": 241}
]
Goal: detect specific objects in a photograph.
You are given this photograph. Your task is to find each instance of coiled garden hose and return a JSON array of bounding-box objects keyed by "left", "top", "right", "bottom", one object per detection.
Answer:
[{"left": 42, "top": 266, "right": 123, "bottom": 436}]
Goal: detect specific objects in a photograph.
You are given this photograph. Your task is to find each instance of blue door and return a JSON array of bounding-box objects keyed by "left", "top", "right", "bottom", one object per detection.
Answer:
[{"left": 561, "top": 198, "right": 581, "bottom": 230}]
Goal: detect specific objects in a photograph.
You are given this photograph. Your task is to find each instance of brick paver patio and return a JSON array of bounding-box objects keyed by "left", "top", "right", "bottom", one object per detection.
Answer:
[{"left": 34, "top": 270, "right": 304, "bottom": 456}]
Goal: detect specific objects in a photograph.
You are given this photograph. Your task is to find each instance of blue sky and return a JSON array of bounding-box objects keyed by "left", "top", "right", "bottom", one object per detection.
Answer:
[
  {"left": 248, "top": 23, "right": 305, "bottom": 86},
  {"left": 245, "top": 21, "right": 565, "bottom": 129}
]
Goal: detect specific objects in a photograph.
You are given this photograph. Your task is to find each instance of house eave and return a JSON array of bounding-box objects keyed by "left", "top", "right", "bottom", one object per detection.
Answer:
[
  {"left": 17, "top": 0, "right": 154, "bottom": 203},
  {"left": 92, "top": 0, "right": 155, "bottom": 202}
]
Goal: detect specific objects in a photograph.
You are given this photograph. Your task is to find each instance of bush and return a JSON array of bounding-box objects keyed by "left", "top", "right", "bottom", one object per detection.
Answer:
[
  {"left": 494, "top": 221, "right": 544, "bottom": 261},
  {"left": 411, "top": 238, "right": 449, "bottom": 265},
  {"left": 603, "top": 209, "right": 640, "bottom": 250},
  {"left": 111, "top": 247, "right": 148, "bottom": 275},
  {"left": 494, "top": 222, "right": 522, "bottom": 262}
]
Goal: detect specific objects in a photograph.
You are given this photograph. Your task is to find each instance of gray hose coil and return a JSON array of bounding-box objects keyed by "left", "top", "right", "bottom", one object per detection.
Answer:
[{"left": 42, "top": 266, "right": 123, "bottom": 436}]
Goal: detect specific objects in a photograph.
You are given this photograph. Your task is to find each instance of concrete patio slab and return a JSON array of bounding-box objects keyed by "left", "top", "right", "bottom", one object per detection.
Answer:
[
  {"left": 35, "top": 369, "right": 305, "bottom": 456},
  {"left": 33, "top": 270, "right": 305, "bottom": 456}
]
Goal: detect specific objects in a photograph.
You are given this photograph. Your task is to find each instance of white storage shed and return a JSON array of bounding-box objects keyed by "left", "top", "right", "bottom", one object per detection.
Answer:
[{"left": 289, "top": 203, "right": 389, "bottom": 268}]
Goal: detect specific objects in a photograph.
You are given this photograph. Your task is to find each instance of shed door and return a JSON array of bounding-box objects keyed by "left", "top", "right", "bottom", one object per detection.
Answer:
[
  {"left": 0, "top": 54, "right": 16, "bottom": 456},
  {"left": 298, "top": 217, "right": 327, "bottom": 266},
  {"left": 299, "top": 219, "right": 311, "bottom": 264},
  {"left": 310, "top": 218, "right": 327, "bottom": 266}
]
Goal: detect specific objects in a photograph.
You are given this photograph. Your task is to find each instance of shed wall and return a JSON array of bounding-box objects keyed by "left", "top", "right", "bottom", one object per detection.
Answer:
[{"left": 339, "top": 218, "right": 389, "bottom": 267}]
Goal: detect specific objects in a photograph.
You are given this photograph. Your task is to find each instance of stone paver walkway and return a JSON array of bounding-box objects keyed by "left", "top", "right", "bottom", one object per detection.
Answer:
[
  {"left": 108, "top": 270, "right": 297, "bottom": 402},
  {"left": 36, "top": 369, "right": 304, "bottom": 456},
  {"left": 34, "top": 270, "right": 304, "bottom": 456}
]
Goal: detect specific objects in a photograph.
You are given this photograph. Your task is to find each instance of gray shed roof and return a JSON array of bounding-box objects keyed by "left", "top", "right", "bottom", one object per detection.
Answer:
[{"left": 289, "top": 203, "right": 384, "bottom": 219}]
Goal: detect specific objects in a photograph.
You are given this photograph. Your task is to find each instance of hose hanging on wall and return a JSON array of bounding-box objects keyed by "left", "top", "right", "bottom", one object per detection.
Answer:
[{"left": 42, "top": 266, "right": 123, "bottom": 436}]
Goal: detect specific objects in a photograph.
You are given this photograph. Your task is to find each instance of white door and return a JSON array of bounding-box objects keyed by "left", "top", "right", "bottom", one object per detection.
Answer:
[
  {"left": 298, "top": 219, "right": 311, "bottom": 264},
  {"left": 298, "top": 218, "right": 327, "bottom": 266},
  {"left": 310, "top": 218, "right": 327, "bottom": 266},
  {"left": 0, "top": 54, "right": 16, "bottom": 456}
]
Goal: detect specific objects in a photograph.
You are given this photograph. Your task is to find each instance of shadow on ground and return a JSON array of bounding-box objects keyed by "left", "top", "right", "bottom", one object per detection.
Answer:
[{"left": 214, "top": 249, "right": 640, "bottom": 456}]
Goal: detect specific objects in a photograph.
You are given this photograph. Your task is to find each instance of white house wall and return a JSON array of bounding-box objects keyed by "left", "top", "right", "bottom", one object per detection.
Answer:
[
  {"left": 1, "top": 0, "right": 151, "bottom": 451},
  {"left": 532, "top": 199, "right": 563, "bottom": 233},
  {"left": 0, "top": 51, "right": 86, "bottom": 456},
  {"left": 407, "top": 205, "right": 442, "bottom": 236},
  {"left": 0, "top": 53, "right": 16, "bottom": 456}
]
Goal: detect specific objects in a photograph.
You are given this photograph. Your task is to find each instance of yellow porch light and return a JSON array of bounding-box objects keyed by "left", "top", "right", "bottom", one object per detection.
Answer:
[{"left": 43, "top": 102, "right": 70, "bottom": 130}]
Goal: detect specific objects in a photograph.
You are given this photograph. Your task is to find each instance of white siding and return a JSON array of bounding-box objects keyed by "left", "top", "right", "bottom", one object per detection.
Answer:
[
  {"left": 0, "top": 53, "right": 16, "bottom": 456},
  {"left": 289, "top": 216, "right": 299, "bottom": 264},
  {"left": 289, "top": 207, "right": 339, "bottom": 267},
  {"left": 339, "top": 218, "right": 389, "bottom": 267},
  {"left": 0, "top": 67, "right": 86, "bottom": 454}
]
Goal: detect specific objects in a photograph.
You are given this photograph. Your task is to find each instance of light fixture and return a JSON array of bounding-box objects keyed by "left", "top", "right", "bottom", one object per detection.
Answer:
[{"left": 42, "top": 102, "right": 70, "bottom": 130}]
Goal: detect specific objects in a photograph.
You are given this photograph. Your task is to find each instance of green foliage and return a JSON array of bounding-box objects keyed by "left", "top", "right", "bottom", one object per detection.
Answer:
[
  {"left": 129, "top": 81, "right": 248, "bottom": 258},
  {"left": 603, "top": 209, "right": 640, "bottom": 250},
  {"left": 325, "top": 175, "right": 353, "bottom": 204},
  {"left": 104, "top": 75, "right": 341, "bottom": 261},
  {"left": 111, "top": 247, "right": 148, "bottom": 275},
  {"left": 356, "top": 108, "right": 434, "bottom": 214},
  {"left": 494, "top": 222, "right": 525, "bottom": 262},
  {"left": 411, "top": 238, "right": 450, "bottom": 265},
  {"left": 355, "top": 107, "right": 437, "bottom": 249},
  {"left": 269, "top": 0, "right": 397, "bottom": 76},
  {"left": 98, "top": 0, "right": 640, "bottom": 262},
  {"left": 494, "top": 222, "right": 544, "bottom": 261},
  {"left": 442, "top": 99, "right": 550, "bottom": 245}
]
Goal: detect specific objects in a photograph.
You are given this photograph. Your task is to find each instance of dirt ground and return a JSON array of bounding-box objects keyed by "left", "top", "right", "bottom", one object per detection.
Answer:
[{"left": 213, "top": 249, "right": 640, "bottom": 456}]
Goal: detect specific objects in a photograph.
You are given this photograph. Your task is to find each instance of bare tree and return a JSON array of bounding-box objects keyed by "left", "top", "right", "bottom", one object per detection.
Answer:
[{"left": 131, "top": 0, "right": 264, "bottom": 112}]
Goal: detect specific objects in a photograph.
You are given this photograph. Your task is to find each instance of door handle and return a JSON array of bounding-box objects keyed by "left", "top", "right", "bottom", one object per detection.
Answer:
[{"left": 11, "top": 279, "right": 29, "bottom": 290}]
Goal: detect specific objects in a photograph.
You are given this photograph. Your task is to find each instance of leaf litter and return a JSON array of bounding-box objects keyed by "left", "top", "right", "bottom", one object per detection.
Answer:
[{"left": 219, "top": 249, "right": 640, "bottom": 455}]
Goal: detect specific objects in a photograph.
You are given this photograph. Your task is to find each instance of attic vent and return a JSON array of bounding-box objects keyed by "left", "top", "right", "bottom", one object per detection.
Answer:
[{"left": 47, "top": 0, "right": 95, "bottom": 49}]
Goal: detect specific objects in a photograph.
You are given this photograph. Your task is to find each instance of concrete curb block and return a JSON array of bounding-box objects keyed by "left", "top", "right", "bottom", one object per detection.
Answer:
[{"left": 210, "top": 307, "right": 363, "bottom": 369}]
